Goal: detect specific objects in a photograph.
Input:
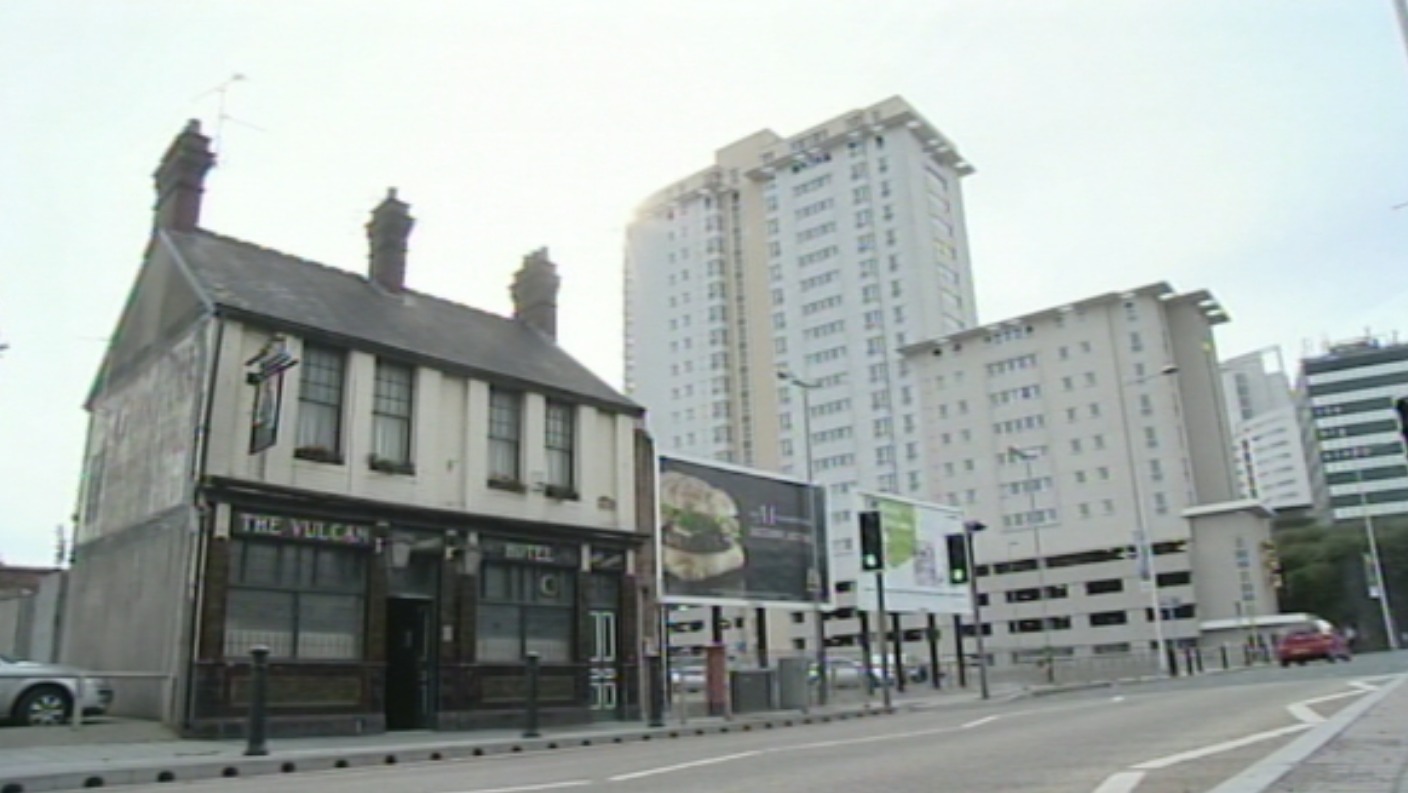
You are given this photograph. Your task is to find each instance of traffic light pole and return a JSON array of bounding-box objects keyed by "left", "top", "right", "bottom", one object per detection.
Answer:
[
  {"left": 965, "top": 528, "right": 990, "bottom": 700},
  {"left": 875, "top": 570, "right": 893, "bottom": 712}
]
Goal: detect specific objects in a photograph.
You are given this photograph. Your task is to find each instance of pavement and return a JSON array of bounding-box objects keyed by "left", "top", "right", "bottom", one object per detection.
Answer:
[
  {"left": 0, "top": 683, "right": 998, "bottom": 793},
  {"left": 1251, "top": 672, "right": 1408, "bottom": 792}
]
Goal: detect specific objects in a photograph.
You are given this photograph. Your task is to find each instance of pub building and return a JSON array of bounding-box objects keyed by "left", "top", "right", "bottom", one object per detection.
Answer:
[
  {"left": 64, "top": 121, "right": 656, "bottom": 738},
  {"left": 189, "top": 503, "right": 644, "bottom": 736}
]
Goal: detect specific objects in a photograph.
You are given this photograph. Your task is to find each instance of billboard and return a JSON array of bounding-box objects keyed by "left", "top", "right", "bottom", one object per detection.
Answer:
[
  {"left": 842, "top": 491, "right": 972, "bottom": 614},
  {"left": 657, "top": 454, "right": 828, "bottom": 608}
]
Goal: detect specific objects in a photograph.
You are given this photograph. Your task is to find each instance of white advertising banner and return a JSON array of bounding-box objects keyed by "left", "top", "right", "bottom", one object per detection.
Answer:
[{"left": 843, "top": 491, "right": 972, "bottom": 615}]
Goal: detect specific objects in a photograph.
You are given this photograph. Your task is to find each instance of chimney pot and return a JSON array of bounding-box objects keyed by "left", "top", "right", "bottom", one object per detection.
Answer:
[
  {"left": 511, "top": 248, "right": 562, "bottom": 340},
  {"left": 367, "top": 188, "right": 414, "bottom": 292},
  {"left": 153, "top": 119, "right": 216, "bottom": 232}
]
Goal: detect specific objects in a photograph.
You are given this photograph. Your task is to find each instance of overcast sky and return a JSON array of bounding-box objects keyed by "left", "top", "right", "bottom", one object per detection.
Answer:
[{"left": 3, "top": 1, "right": 1407, "bottom": 566}]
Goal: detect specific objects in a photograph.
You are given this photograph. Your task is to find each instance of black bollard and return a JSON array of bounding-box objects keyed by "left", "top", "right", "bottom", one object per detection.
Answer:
[
  {"left": 1220, "top": 645, "right": 1229, "bottom": 670},
  {"left": 646, "top": 653, "right": 665, "bottom": 728},
  {"left": 244, "top": 645, "right": 270, "bottom": 757},
  {"left": 523, "top": 652, "right": 541, "bottom": 738},
  {"left": 926, "top": 620, "right": 941, "bottom": 690},
  {"left": 1166, "top": 645, "right": 1179, "bottom": 677},
  {"left": 1194, "top": 648, "right": 1205, "bottom": 674}
]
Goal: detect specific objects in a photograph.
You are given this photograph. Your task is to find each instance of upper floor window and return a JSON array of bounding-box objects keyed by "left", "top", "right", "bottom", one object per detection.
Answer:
[
  {"left": 372, "top": 360, "right": 414, "bottom": 471},
  {"left": 545, "top": 401, "right": 577, "bottom": 497},
  {"left": 296, "top": 344, "right": 346, "bottom": 463},
  {"left": 489, "top": 388, "right": 523, "bottom": 485}
]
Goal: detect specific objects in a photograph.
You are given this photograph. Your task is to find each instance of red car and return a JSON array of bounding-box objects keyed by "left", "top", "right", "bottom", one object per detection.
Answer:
[{"left": 1276, "top": 629, "right": 1351, "bottom": 666}]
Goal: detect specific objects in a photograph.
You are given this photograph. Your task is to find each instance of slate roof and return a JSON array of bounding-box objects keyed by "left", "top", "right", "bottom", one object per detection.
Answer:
[{"left": 163, "top": 229, "right": 641, "bottom": 414}]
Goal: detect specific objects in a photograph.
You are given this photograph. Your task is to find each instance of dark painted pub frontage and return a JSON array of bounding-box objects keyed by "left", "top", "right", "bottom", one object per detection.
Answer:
[{"left": 186, "top": 481, "right": 644, "bottom": 738}]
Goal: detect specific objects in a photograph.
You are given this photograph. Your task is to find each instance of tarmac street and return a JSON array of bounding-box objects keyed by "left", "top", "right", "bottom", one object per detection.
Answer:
[{"left": 74, "top": 654, "right": 1408, "bottom": 793}]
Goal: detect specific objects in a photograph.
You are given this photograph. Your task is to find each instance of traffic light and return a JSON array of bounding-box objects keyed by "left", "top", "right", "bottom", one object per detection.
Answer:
[
  {"left": 945, "top": 533, "right": 970, "bottom": 586},
  {"left": 859, "top": 511, "right": 884, "bottom": 571}
]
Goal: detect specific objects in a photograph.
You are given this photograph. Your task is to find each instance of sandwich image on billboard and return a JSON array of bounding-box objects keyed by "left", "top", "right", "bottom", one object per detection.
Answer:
[
  {"left": 842, "top": 491, "right": 972, "bottom": 615},
  {"left": 657, "top": 454, "right": 828, "bottom": 607}
]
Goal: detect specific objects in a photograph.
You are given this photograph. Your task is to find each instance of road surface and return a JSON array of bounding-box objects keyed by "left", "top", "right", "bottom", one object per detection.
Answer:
[{"left": 114, "top": 654, "right": 1408, "bottom": 793}]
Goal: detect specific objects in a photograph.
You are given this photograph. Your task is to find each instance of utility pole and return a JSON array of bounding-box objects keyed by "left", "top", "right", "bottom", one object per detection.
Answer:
[
  {"left": 1008, "top": 446, "right": 1053, "bottom": 683},
  {"left": 778, "top": 370, "right": 829, "bottom": 705}
]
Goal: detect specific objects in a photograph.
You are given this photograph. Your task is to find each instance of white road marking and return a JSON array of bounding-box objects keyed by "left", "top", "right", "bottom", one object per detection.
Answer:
[
  {"left": 1349, "top": 679, "right": 1380, "bottom": 692},
  {"left": 1286, "top": 687, "right": 1372, "bottom": 724},
  {"left": 607, "top": 751, "right": 760, "bottom": 782},
  {"left": 1091, "top": 770, "right": 1146, "bottom": 793},
  {"left": 450, "top": 782, "right": 593, "bottom": 793},
  {"left": 1110, "top": 695, "right": 1126, "bottom": 703},
  {"left": 770, "top": 725, "right": 963, "bottom": 753},
  {"left": 1131, "top": 724, "right": 1311, "bottom": 770},
  {"left": 962, "top": 715, "right": 999, "bottom": 729}
]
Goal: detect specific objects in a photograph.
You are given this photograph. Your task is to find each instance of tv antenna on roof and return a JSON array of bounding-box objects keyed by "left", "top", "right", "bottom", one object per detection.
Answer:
[{"left": 191, "top": 73, "right": 265, "bottom": 157}]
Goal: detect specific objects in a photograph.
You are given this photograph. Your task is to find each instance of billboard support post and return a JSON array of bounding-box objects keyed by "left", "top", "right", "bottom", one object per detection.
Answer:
[{"left": 875, "top": 570, "right": 893, "bottom": 712}]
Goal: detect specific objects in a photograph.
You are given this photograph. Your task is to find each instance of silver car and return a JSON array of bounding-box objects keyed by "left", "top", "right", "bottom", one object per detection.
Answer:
[{"left": 0, "top": 655, "right": 113, "bottom": 726}]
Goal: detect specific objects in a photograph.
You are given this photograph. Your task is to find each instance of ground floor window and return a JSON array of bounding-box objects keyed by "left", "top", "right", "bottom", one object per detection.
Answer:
[
  {"left": 224, "top": 540, "right": 367, "bottom": 660},
  {"left": 477, "top": 562, "right": 576, "bottom": 663}
]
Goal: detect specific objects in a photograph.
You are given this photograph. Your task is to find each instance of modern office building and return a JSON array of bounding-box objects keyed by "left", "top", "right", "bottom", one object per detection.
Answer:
[
  {"left": 901, "top": 283, "right": 1280, "bottom": 664},
  {"left": 624, "top": 97, "right": 978, "bottom": 663},
  {"left": 1220, "top": 348, "right": 1317, "bottom": 513},
  {"left": 1299, "top": 335, "right": 1408, "bottom": 522}
]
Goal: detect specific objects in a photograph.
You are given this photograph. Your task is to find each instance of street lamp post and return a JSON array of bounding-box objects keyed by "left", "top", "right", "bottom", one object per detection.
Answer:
[
  {"left": 1355, "top": 454, "right": 1400, "bottom": 650},
  {"left": 778, "top": 370, "right": 830, "bottom": 705},
  {"left": 1113, "top": 364, "right": 1179, "bottom": 675},
  {"left": 1007, "top": 446, "right": 1054, "bottom": 683}
]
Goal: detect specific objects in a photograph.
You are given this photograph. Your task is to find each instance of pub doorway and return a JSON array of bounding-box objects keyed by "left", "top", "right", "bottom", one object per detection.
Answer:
[{"left": 385, "top": 597, "right": 433, "bottom": 730}]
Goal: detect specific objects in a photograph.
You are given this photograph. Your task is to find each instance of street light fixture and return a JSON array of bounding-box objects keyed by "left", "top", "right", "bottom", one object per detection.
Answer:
[
  {"left": 1114, "top": 363, "right": 1178, "bottom": 675},
  {"left": 776, "top": 369, "right": 830, "bottom": 704},
  {"left": 1007, "top": 445, "right": 1054, "bottom": 683}
]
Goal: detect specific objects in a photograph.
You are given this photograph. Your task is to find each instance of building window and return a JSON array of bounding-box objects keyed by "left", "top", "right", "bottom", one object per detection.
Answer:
[
  {"left": 489, "top": 388, "right": 524, "bottom": 485},
  {"left": 224, "top": 540, "right": 367, "bottom": 660},
  {"left": 296, "top": 345, "right": 346, "bottom": 462},
  {"left": 477, "top": 563, "right": 576, "bottom": 663},
  {"left": 1090, "top": 610, "right": 1128, "bottom": 627},
  {"left": 545, "top": 401, "right": 577, "bottom": 496},
  {"left": 371, "top": 360, "right": 414, "bottom": 470}
]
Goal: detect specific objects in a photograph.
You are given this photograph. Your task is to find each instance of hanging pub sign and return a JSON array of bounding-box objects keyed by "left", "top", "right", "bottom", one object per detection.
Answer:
[
  {"left": 246, "top": 336, "right": 299, "bottom": 454},
  {"left": 235, "top": 512, "right": 375, "bottom": 546}
]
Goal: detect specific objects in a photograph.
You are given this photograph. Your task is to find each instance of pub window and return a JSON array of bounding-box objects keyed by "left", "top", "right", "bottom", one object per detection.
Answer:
[
  {"left": 545, "top": 400, "right": 576, "bottom": 494},
  {"left": 489, "top": 388, "right": 523, "bottom": 482},
  {"left": 224, "top": 540, "right": 367, "bottom": 660},
  {"left": 295, "top": 345, "right": 345, "bottom": 461},
  {"left": 477, "top": 563, "right": 576, "bottom": 663},
  {"left": 372, "top": 360, "right": 414, "bottom": 467}
]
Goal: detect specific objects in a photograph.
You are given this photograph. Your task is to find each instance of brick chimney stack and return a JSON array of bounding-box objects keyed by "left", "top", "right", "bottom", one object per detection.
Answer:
[
  {"left": 511, "top": 247, "right": 561, "bottom": 340},
  {"left": 366, "top": 188, "right": 414, "bottom": 292},
  {"left": 153, "top": 119, "right": 216, "bottom": 232}
]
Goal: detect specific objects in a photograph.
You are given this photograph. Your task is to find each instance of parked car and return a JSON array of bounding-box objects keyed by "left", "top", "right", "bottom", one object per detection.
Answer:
[
  {"left": 1276, "top": 628, "right": 1351, "bottom": 667},
  {"left": 0, "top": 655, "right": 113, "bottom": 726}
]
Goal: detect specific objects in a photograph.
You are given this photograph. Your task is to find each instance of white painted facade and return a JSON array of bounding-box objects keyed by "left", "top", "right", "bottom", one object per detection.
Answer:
[{"left": 202, "top": 321, "right": 641, "bottom": 535}]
